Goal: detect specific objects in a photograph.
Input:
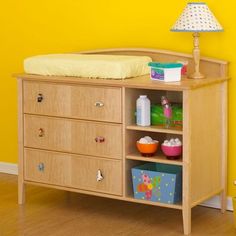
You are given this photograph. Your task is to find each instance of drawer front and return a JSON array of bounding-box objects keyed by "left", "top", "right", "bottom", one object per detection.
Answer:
[
  {"left": 24, "top": 81, "right": 122, "bottom": 123},
  {"left": 24, "top": 148, "right": 70, "bottom": 186},
  {"left": 70, "top": 156, "right": 122, "bottom": 196},
  {"left": 24, "top": 149, "right": 122, "bottom": 195},
  {"left": 24, "top": 115, "right": 122, "bottom": 159}
]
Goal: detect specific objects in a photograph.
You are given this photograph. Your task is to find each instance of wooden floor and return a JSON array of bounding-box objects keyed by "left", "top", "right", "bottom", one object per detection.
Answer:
[{"left": 0, "top": 173, "right": 235, "bottom": 236}]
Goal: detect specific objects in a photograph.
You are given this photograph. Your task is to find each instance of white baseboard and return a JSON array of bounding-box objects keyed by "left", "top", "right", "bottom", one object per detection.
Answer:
[
  {"left": 200, "top": 195, "right": 233, "bottom": 211},
  {"left": 0, "top": 162, "right": 18, "bottom": 175},
  {"left": 0, "top": 162, "right": 234, "bottom": 211}
]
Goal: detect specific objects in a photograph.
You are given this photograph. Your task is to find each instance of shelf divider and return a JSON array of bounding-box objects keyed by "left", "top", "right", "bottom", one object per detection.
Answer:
[
  {"left": 126, "top": 152, "right": 183, "bottom": 166},
  {"left": 125, "top": 196, "right": 182, "bottom": 210},
  {"left": 126, "top": 124, "right": 183, "bottom": 135}
]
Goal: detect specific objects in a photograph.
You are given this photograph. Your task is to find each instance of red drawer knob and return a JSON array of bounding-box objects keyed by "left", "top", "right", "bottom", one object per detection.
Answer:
[{"left": 95, "top": 136, "right": 105, "bottom": 143}]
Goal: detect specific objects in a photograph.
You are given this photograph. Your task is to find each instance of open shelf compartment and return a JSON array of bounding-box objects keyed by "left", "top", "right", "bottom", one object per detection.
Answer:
[
  {"left": 125, "top": 160, "right": 183, "bottom": 209},
  {"left": 124, "top": 88, "right": 183, "bottom": 209}
]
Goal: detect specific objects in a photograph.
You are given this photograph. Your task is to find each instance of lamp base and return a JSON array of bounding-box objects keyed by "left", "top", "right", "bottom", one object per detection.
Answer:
[
  {"left": 189, "top": 32, "right": 205, "bottom": 79},
  {"left": 189, "top": 71, "right": 205, "bottom": 79}
]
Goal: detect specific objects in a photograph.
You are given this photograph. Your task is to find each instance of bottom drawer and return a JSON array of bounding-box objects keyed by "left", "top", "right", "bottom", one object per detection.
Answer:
[{"left": 24, "top": 149, "right": 122, "bottom": 196}]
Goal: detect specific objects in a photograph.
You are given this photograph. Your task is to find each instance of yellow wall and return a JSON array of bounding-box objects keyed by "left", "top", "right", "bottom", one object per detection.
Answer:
[{"left": 1, "top": 0, "right": 236, "bottom": 196}]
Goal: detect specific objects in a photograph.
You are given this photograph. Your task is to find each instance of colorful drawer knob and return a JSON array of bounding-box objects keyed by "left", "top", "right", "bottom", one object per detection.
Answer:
[
  {"left": 38, "top": 128, "right": 44, "bottom": 137},
  {"left": 96, "top": 169, "right": 104, "bottom": 182},
  {"left": 37, "top": 93, "right": 43, "bottom": 103},
  {"left": 95, "top": 136, "right": 105, "bottom": 143},
  {"left": 37, "top": 163, "right": 45, "bottom": 172},
  {"left": 94, "top": 101, "right": 104, "bottom": 107}
]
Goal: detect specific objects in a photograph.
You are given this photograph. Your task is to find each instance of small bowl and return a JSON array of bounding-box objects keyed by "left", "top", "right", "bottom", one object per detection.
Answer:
[
  {"left": 161, "top": 144, "right": 182, "bottom": 160},
  {"left": 136, "top": 141, "right": 159, "bottom": 157}
]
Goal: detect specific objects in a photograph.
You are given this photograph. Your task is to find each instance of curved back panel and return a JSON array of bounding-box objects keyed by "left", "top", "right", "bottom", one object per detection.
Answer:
[{"left": 79, "top": 48, "right": 228, "bottom": 78}]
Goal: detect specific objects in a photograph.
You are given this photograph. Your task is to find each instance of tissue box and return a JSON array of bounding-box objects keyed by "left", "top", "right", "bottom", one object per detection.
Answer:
[
  {"left": 148, "top": 62, "right": 183, "bottom": 82},
  {"left": 132, "top": 163, "right": 182, "bottom": 204}
]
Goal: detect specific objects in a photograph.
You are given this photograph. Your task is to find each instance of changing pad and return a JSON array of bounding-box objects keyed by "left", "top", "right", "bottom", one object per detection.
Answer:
[{"left": 24, "top": 54, "right": 152, "bottom": 79}]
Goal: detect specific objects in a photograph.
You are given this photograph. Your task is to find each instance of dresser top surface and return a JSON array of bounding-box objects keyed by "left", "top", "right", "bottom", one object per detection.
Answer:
[
  {"left": 15, "top": 73, "right": 229, "bottom": 91},
  {"left": 15, "top": 48, "right": 229, "bottom": 90}
]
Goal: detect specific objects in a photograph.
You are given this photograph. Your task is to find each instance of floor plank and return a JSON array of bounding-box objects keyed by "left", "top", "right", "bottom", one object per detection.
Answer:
[{"left": 0, "top": 173, "right": 235, "bottom": 236}]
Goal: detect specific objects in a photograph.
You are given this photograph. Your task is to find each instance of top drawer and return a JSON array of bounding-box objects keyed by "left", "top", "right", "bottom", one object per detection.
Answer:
[{"left": 23, "top": 81, "right": 122, "bottom": 123}]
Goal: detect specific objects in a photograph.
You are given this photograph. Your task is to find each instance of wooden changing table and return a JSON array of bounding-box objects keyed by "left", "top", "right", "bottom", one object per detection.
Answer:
[{"left": 16, "top": 48, "right": 228, "bottom": 235}]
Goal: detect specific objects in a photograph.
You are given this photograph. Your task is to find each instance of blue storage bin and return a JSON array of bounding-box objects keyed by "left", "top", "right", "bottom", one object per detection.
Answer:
[{"left": 131, "top": 163, "right": 182, "bottom": 204}]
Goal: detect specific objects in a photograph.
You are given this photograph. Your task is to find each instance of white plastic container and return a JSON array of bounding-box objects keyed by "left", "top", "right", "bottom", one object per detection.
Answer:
[
  {"left": 148, "top": 62, "right": 183, "bottom": 82},
  {"left": 136, "top": 95, "right": 150, "bottom": 126}
]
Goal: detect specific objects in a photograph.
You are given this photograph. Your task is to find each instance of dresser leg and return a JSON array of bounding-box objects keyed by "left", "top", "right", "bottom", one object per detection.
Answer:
[
  {"left": 18, "top": 180, "right": 25, "bottom": 205},
  {"left": 220, "top": 81, "right": 228, "bottom": 214},
  {"left": 220, "top": 190, "right": 227, "bottom": 213},
  {"left": 182, "top": 207, "right": 191, "bottom": 235}
]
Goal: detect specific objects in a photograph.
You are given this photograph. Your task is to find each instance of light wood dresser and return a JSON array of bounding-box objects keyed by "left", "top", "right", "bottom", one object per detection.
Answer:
[{"left": 16, "top": 48, "right": 229, "bottom": 235}]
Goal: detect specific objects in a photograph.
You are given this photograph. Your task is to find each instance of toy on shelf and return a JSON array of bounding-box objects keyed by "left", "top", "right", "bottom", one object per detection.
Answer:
[
  {"left": 151, "top": 103, "right": 182, "bottom": 127},
  {"left": 161, "top": 96, "right": 172, "bottom": 128},
  {"left": 161, "top": 138, "right": 182, "bottom": 160},
  {"left": 136, "top": 136, "right": 159, "bottom": 157}
]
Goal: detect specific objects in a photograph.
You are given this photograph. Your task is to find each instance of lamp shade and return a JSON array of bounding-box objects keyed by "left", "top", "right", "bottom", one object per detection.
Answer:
[{"left": 171, "top": 2, "right": 223, "bottom": 32}]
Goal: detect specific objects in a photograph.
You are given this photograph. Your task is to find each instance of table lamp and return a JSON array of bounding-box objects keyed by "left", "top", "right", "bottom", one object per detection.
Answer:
[{"left": 171, "top": 2, "right": 223, "bottom": 79}]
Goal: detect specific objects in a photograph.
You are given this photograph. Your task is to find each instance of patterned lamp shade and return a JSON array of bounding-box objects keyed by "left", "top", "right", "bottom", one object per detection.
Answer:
[{"left": 171, "top": 2, "right": 223, "bottom": 32}]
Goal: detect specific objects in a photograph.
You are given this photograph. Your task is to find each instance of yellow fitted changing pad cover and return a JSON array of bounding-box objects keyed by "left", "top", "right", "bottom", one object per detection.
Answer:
[{"left": 24, "top": 54, "right": 152, "bottom": 79}]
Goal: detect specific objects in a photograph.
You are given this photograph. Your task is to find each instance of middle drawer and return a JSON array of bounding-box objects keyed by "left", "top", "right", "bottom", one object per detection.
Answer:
[{"left": 24, "top": 115, "right": 122, "bottom": 159}]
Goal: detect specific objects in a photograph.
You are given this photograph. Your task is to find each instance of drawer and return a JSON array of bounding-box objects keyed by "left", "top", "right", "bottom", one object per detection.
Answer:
[
  {"left": 23, "top": 81, "right": 122, "bottom": 123},
  {"left": 24, "top": 115, "right": 122, "bottom": 159},
  {"left": 24, "top": 148, "right": 70, "bottom": 186},
  {"left": 24, "top": 148, "right": 122, "bottom": 196},
  {"left": 70, "top": 155, "right": 122, "bottom": 196}
]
